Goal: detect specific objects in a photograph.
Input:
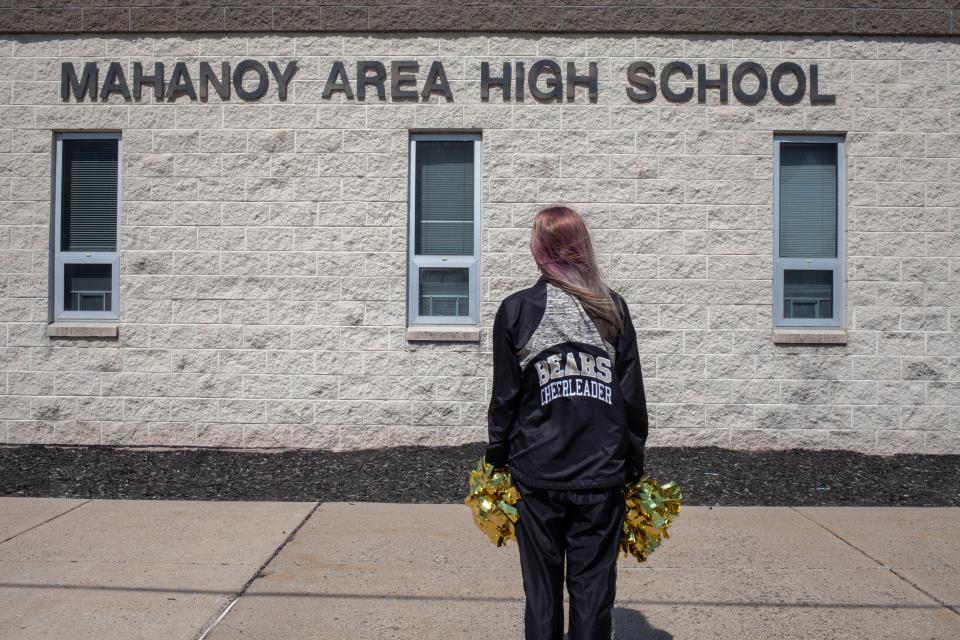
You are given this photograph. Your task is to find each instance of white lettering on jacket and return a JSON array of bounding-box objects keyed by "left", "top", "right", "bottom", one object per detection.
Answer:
[{"left": 534, "top": 350, "right": 613, "bottom": 407}]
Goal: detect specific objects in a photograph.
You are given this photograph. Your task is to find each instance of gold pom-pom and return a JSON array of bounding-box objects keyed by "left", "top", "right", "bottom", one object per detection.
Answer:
[
  {"left": 619, "top": 474, "right": 683, "bottom": 563},
  {"left": 464, "top": 456, "right": 522, "bottom": 547}
]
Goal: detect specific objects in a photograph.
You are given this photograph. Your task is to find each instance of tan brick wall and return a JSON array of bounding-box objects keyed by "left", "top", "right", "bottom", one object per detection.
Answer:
[
  {"left": 0, "top": 2, "right": 958, "bottom": 36},
  {"left": 1, "top": 32, "right": 959, "bottom": 454}
]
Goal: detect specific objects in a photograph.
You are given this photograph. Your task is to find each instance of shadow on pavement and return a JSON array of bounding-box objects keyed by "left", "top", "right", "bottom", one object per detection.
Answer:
[
  {"left": 559, "top": 607, "right": 672, "bottom": 640},
  {"left": 612, "top": 606, "right": 673, "bottom": 639}
]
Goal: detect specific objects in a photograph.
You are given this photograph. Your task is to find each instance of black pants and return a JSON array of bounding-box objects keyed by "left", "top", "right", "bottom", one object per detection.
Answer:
[{"left": 514, "top": 477, "right": 626, "bottom": 640}]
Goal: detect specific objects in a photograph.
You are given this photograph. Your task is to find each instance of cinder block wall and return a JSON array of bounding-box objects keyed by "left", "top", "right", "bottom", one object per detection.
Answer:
[{"left": 1, "top": 33, "right": 958, "bottom": 453}]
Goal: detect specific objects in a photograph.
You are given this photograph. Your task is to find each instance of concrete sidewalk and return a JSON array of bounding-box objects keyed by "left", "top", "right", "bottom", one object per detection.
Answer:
[{"left": 0, "top": 499, "right": 958, "bottom": 640}]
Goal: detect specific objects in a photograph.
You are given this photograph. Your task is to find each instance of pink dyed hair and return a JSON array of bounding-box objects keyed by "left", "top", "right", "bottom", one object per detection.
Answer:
[{"left": 530, "top": 206, "right": 624, "bottom": 341}]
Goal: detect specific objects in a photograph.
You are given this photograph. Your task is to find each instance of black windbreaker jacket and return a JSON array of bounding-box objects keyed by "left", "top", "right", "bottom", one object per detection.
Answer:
[{"left": 484, "top": 274, "right": 649, "bottom": 490}]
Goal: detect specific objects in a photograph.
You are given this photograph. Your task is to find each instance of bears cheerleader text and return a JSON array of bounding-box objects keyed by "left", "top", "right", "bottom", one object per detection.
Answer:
[{"left": 533, "top": 351, "right": 613, "bottom": 407}]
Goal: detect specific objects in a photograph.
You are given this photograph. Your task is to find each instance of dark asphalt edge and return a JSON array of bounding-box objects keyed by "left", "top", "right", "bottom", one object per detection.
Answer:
[{"left": 3, "top": 443, "right": 959, "bottom": 506}]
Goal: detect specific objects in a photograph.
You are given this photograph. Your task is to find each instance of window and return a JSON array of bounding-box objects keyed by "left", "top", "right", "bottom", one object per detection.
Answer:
[
  {"left": 53, "top": 133, "right": 121, "bottom": 321},
  {"left": 407, "top": 133, "right": 481, "bottom": 325},
  {"left": 773, "top": 135, "right": 845, "bottom": 328}
]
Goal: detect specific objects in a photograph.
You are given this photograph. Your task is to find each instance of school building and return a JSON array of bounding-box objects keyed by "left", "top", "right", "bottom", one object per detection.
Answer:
[{"left": 1, "top": 3, "right": 958, "bottom": 454}]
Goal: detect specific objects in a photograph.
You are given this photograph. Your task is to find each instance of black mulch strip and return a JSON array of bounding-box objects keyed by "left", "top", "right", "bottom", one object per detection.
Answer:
[{"left": 1, "top": 443, "right": 958, "bottom": 506}]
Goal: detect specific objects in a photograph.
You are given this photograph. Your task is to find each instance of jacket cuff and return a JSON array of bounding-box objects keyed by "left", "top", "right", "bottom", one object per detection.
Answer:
[
  {"left": 485, "top": 444, "right": 509, "bottom": 468},
  {"left": 625, "top": 456, "right": 645, "bottom": 481}
]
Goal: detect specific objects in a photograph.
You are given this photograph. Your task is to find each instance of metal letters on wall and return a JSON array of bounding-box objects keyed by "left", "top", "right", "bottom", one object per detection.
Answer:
[{"left": 61, "top": 59, "right": 835, "bottom": 105}]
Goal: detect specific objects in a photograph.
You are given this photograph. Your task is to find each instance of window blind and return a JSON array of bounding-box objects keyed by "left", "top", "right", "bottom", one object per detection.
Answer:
[
  {"left": 61, "top": 139, "right": 118, "bottom": 252},
  {"left": 778, "top": 143, "right": 837, "bottom": 259},
  {"left": 415, "top": 141, "right": 474, "bottom": 256}
]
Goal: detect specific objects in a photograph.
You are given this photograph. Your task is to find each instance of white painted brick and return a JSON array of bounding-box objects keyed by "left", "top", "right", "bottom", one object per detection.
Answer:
[{"left": 0, "top": 33, "right": 957, "bottom": 454}]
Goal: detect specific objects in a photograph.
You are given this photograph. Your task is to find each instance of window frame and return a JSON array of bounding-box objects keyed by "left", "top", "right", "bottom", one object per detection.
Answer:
[
  {"left": 53, "top": 131, "right": 122, "bottom": 322},
  {"left": 407, "top": 132, "right": 482, "bottom": 326},
  {"left": 772, "top": 134, "right": 846, "bottom": 329}
]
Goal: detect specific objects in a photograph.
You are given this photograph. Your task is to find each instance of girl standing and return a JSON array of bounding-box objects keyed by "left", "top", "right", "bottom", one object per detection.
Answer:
[{"left": 485, "top": 206, "right": 649, "bottom": 640}]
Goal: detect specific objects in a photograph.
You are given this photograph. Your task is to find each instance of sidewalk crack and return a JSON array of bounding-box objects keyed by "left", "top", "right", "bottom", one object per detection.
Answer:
[
  {"left": 195, "top": 501, "right": 322, "bottom": 640},
  {"left": 0, "top": 500, "right": 92, "bottom": 545},
  {"left": 790, "top": 507, "right": 960, "bottom": 620}
]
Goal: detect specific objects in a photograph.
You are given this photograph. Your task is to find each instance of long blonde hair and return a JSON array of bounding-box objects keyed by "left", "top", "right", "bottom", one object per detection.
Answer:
[{"left": 529, "top": 206, "right": 624, "bottom": 342}]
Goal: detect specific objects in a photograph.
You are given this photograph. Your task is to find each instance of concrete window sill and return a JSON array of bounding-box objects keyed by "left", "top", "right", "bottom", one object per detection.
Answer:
[
  {"left": 772, "top": 329, "right": 847, "bottom": 345},
  {"left": 47, "top": 322, "right": 119, "bottom": 338},
  {"left": 406, "top": 326, "right": 481, "bottom": 342}
]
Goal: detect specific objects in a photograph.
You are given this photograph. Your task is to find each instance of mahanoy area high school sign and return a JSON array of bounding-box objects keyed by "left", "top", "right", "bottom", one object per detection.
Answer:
[{"left": 61, "top": 59, "right": 836, "bottom": 105}]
